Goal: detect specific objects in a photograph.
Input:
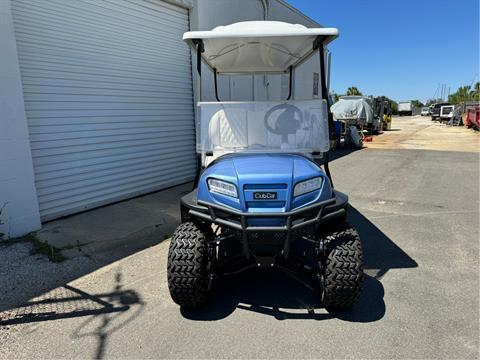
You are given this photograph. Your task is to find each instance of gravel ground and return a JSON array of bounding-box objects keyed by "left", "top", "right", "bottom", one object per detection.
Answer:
[{"left": 0, "top": 241, "right": 98, "bottom": 313}]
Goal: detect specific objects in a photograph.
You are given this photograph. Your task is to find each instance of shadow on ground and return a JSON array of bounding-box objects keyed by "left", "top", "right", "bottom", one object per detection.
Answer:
[
  {"left": 315, "top": 147, "right": 363, "bottom": 166},
  {"left": 182, "top": 205, "right": 417, "bottom": 323},
  {"left": 348, "top": 206, "right": 418, "bottom": 280},
  {"left": 0, "top": 271, "right": 145, "bottom": 359},
  {"left": 0, "top": 183, "right": 186, "bottom": 315}
]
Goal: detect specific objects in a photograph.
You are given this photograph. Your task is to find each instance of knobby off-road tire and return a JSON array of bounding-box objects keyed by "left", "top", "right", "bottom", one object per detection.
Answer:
[
  {"left": 322, "top": 223, "right": 363, "bottom": 308},
  {"left": 167, "top": 222, "right": 210, "bottom": 308}
]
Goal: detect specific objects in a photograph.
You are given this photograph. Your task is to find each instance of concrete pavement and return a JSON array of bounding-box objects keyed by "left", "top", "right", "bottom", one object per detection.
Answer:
[
  {"left": 1, "top": 116, "right": 479, "bottom": 359},
  {"left": 367, "top": 115, "right": 479, "bottom": 152}
]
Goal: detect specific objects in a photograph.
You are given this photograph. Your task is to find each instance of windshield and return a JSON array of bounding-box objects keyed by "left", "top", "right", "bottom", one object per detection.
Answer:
[{"left": 197, "top": 100, "right": 329, "bottom": 154}]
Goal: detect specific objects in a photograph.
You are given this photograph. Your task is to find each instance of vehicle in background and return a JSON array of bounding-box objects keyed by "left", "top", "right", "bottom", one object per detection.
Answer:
[
  {"left": 440, "top": 105, "right": 462, "bottom": 125},
  {"left": 331, "top": 95, "right": 372, "bottom": 126},
  {"left": 373, "top": 96, "right": 392, "bottom": 130},
  {"left": 465, "top": 103, "right": 480, "bottom": 130},
  {"left": 398, "top": 101, "right": 413, "bottom": 116},
  {"left": 421, "top": 107, "right": 430, "bottom": 116},
  {"left": 330, "top": 96, "right": 373, "bottom": 143},
  {"left": 430, "top": 102, "right": 450, "bottom": 121}
]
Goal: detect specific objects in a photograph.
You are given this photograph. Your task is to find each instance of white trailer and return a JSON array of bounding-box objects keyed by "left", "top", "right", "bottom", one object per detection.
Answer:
[{"left": 398, "top": 101, "right": 413, "bottom": 116}]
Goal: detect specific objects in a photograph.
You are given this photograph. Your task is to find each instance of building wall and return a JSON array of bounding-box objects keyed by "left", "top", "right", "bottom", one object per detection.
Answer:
[{"left": 0, "top": 0, "right": 41, "bottom": 238}]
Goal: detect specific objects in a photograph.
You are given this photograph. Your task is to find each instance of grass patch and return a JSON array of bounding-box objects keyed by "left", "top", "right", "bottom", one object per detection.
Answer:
[
  {"left": 0, "top": 232, "right": 66, "bottom": 262},
  {"left": 0, "top": 239, "right": 13, "bottom": 246},
  {"left": 29, "top": 235, "right": 66, "bottom": 262},
  {"left": 0, "top": 234, "right": 31, "bottom": 247}
]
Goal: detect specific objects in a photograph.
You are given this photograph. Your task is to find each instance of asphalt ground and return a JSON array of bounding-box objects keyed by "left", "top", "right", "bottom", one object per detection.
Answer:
[{"left": 1, "top": 116, "right": 479, "bottom": 359}]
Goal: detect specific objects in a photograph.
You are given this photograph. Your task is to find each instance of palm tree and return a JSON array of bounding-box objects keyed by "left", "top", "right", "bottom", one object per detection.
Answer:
[
  {"left": 346, "top": 86, "right": 362, "bottom": 96},
  {"left": 449, "top": 85, "right": 477, "bottom": 104}
]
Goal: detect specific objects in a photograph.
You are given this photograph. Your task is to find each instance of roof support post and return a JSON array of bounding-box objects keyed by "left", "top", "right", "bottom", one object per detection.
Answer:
[
  {"left": 213, "top": 68, "right": 220, "bottom": 102},
  {"left": 193, "top": 39, "right": 204, "bottom": 75},
  {"left": 318, "top": 44, "right": 328, "bottom": 102},
  {"left": 318, "top": 41, "right": 334, "bottom": 188},
  {"left": 192, "top": 39, "right": 204, "bottom": 189},
  {"left": 286, "top": 65, "right": 293, "bottom": 101}
]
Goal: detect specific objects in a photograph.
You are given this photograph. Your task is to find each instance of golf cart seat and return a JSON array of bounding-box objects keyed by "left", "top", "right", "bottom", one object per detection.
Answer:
[
  {"left": 208, "top": 106, "right": 248, "bottom": 149},
  {"left": 200, "top": 100, "right": 330, "bottom": 166}
]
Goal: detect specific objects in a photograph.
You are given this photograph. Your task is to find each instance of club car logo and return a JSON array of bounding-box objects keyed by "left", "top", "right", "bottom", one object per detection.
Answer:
[{"left": 253, "top": 192, "right": 277, "bottom": 200}]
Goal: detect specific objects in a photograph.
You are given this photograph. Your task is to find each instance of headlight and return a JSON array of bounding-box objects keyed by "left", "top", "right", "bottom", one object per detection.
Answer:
[
  {"left": 293, "top": 177, "right": 323, "bottom": 197},
  {"left": 207, "top": 178, "right": 238, "bottom": 198}
]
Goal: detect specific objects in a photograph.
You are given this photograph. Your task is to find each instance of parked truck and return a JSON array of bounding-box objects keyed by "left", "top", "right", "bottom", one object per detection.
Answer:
[
  {"left": 440, "top": 104, "right": 462, "bottom": 125},
  {"left": 398, "top": 101, "right": 413, "bottom": 116},
  {"left": 430, "top": 102, "right": 450, "bottom": 121}
]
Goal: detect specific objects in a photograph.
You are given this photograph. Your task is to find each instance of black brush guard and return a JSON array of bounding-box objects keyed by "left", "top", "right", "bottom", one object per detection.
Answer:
[{"left": 181, "top": 190, "right": 348, "bottom": 260}]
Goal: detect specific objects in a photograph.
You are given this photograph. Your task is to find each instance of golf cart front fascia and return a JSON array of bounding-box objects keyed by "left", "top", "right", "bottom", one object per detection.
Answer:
[{"left": 181, "top": 189, "right": 348, "bottom": 258}]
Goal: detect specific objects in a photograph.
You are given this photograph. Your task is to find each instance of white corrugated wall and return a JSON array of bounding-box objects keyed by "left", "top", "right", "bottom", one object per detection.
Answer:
[{"left": 11, "top": 0, "right": 195, "bottom": 220}]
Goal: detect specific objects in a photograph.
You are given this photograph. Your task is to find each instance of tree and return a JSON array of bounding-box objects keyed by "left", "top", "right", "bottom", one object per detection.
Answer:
[
  {"left": 346, "top": 86, "right": 362, "bottom": 96},
  {"left": 449, "top": 86, "right": 470, "bottom": 104},
  {"left": 411, "top": 100, "right": 424, "bottom": 108},
  {"left": 390, "top": 100, "right": 398, "bottom": 115},
  {"left": 330, "top": 92, "right": 340, "bottom": 103},
  {"left": 448, "top": 84, "right": 480, "bottom": 104}
]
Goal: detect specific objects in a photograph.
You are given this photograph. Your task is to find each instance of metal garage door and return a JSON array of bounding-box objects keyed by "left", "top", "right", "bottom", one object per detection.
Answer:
[{"left": 12, "top": 0, "right": 195, "bottom": 220}]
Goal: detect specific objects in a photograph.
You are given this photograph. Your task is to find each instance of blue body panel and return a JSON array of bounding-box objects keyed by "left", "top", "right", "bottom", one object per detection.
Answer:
[{"left": 197, "top": 154, "right": 333, "bottom": 226}]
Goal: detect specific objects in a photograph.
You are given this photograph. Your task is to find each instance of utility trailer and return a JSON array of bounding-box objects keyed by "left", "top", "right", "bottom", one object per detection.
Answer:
[
  {"left": 330, "top": 96, "right": 371, "bottom": 147},
  {"left": 330, "top": 95, "right": 384, "bottom": 147},
  {"left": 331, "top": 96, "right": 373, "bottom": 127}
]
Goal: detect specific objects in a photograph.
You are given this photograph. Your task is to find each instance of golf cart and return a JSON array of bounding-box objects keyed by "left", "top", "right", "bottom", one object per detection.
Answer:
[{"left": 167, "top": 21, "right": 363, "bottom": 309}]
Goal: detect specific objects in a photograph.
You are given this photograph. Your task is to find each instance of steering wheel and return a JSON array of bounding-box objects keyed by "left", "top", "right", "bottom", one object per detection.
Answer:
[{"left": 264, "top": 103, "right": 303, "bottom": 143}]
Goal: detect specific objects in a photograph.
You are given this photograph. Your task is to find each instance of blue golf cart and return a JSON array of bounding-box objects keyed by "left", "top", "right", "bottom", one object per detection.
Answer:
[{"left": 167, "top": 21, "right": 363, "bottom": 309}]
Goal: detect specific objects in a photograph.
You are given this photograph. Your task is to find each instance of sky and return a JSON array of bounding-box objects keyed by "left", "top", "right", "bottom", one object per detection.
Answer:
[{"left": 287, "top": 0, "right": 479, "bottom": 103}]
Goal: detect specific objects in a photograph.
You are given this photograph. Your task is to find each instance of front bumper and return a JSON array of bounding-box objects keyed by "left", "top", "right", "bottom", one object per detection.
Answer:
[{"left": 181, "top": 189, "right": 348, "bottom": 258}]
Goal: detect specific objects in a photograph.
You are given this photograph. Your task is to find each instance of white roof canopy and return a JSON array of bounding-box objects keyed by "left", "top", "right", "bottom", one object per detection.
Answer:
[{"left": 183, "top": 21, "right": 339, "bottom": 74}]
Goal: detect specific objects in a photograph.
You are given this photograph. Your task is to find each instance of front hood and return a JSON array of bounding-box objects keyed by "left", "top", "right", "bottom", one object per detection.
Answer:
[
  {"left": 198, "top": 153, "right": 333, "bottom": 212},
  {"left": 230, "top": 154, "right": 295, "bottom": 184}
]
